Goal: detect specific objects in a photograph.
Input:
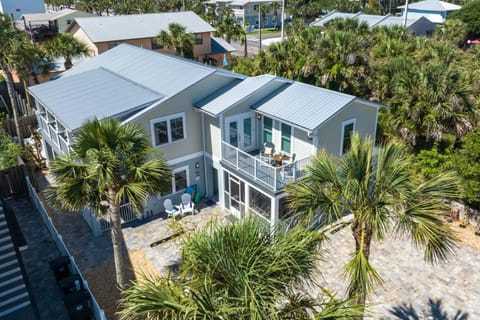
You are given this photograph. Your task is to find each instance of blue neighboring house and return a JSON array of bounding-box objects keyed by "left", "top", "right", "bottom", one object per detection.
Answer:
[{"left": 398, "top": 0, "right": 461, "bottom": 24}]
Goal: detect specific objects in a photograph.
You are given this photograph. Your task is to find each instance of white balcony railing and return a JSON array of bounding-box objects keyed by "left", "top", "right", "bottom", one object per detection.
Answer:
[{"left": 221, "top": 141, "right": 311, "bottom": 191}]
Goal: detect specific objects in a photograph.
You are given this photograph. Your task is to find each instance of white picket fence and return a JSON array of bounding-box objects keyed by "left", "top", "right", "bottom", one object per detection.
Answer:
[{"left": 26, "top": 177, "right": 106, "bottom": 320}]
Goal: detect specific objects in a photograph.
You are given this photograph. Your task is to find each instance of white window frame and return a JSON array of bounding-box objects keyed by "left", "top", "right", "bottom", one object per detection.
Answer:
[
  {"left": 150, "top": 112, "right": 187, "bottom": 147},
  {"left": 340, "top": 118, "right": 356, "bottom": 155},
  {"left": 262, "top": 116, "right": 273, "bottom": 144},
  {"left": 280, "top": 122, "right": 292, "bottom": 154},
  {"left": 170, "top": 166, "right": 190, "bottom": 194}
]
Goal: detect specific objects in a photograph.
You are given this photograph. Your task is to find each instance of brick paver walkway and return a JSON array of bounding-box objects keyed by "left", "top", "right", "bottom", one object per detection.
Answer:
[{"left": 311, "top": 223, "right": 480, "bottom": 319}]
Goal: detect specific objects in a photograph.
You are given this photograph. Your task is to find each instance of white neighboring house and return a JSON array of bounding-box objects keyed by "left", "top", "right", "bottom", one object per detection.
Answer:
[
  {"left": 0, "top": 0, "right": 45, "bottom": 20},
  {"left": 28, "top": 44, "right": 382, "bottom": 235},
  {"left": 398, "top": 0, "right": 461, "bottom": 24}
]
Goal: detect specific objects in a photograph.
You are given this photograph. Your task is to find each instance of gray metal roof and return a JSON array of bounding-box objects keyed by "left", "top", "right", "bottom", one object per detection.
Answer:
[
  {"left": 29, "top": 68, "right": 163, "bottom": 130},
  {"left": 72, "top": 11, "right": 215, "bottom": 43},
  {"left": 254, "top": 82, "right": 356, "bottom": 131},
  {"left": 59, "top": 44, "right": 220, "bottom": 97},
  {"left": 311, "top": 11, "right": 358, "bottom": 27},
  {"left": 355, "top": 13, "right": 388, "bottom": 27},
  {"left": 196, "top": 75, "right": 289, "bottom": 116},
  {"left": 398, "top": 0, "right": 460, "bottom": 11},
  {"left": 375, "top": 15, "right": 428, "bottom": 28},
  {"left": 230, "top": 0, "right": 281, "bottom": 6}
]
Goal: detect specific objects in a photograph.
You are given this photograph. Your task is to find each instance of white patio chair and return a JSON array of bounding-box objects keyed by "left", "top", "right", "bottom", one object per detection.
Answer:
[
  {"left": 179, "top": 193, "right": 195, "bottom": 215},
  {"left": 163, "top": 199, "right": 181, "bottom": 218},
  {"left": 260, "top": 142, "right": 275, "bottom": 164}
]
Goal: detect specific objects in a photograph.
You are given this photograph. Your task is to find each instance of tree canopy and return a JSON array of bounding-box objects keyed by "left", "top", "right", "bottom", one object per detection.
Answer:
[
  {"left": 448, "top": 0, "right": 480, "bottom": 39},
  {"left": 120, "top": 217, "right": 367, "bottom": 319}
]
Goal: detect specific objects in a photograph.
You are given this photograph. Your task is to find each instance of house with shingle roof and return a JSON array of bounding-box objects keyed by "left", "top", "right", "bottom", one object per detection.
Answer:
[
  {"left": 66, "top": 11, "right": 235, "bottom": 67},
  {"left": 28, "top": 44, "right": 381, "bottom": 232}
]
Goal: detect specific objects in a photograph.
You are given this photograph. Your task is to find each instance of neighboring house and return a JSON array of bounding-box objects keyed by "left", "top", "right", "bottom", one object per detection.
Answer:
[
  {"left": 0, "top": 0, "right": 45, "bottom": 20},
  {"left": 206, "top": 0, "right": 282, "bottom": 29},
  {"left": 66, "top": 11, "right": 235, "bottom": 66},
  {"left": 19, "top": 9, "right": 93, "bottom": 39},
  {"left": 28, "top": 44, "right": 381, "bottom": 233},
  {"left": 311, "top": 11, "right": 436, "bottom": 36},
  {"left": 398, "top": 0, "right": 461, "bottom": 24}
]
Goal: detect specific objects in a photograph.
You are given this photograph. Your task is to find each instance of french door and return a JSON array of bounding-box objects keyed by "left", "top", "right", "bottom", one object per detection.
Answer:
[{"left": 226, "top": 113, "right": 254, "bottom": 152}]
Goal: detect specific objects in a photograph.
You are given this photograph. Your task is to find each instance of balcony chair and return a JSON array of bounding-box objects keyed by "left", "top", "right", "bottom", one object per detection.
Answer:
[
  {"left": 179, "top": 193, "right": 195, "bottom": 215},
  {"left": 163, "top": 199, "right": 181, "bottom": 218},
  {"left": 282, "top": 153, "right": 296, "bottom": 180},
  {"left": 260, "top": 142, "right": 275, "bottom": 164}
]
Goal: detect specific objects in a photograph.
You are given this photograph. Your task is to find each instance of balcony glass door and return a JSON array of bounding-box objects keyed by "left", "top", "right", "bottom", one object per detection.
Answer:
[{"left": 226, "top": 113, "right": 254, "bottom": 152}]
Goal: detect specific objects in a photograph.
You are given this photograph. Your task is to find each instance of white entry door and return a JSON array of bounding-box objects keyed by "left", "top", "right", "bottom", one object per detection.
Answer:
[{"left": 226, "top": 113, "right": 254, "bottom": 152}]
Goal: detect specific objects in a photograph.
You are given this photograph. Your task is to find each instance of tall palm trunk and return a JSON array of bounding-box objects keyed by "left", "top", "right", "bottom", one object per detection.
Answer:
[
  {"left": 4, "top": 68, "right": 24, "bottom": 148},
  {"left": 109, "top": 189, "right": 127, "bottom": 289},
  {"left": 351, "top": 219, "right": 373, "bottom": 318}
]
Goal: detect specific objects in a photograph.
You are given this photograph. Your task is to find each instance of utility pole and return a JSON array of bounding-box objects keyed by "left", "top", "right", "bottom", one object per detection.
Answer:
[
  {"left": 403, "top": 0, "right": 409, "bottom": 27},
  {"left": 280, "top": 0, "right": 285, "bottom": 40},
  {"left": 259, "top": 4, "right": 262, "bottom": 50}
]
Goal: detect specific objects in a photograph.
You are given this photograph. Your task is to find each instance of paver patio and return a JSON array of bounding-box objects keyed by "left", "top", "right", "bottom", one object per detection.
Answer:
[{"left": 311, "top": 223, "right": 480, "bottom": 319}]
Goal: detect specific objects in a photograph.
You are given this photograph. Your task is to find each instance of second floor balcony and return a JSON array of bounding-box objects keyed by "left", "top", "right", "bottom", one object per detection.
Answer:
[{"left": 221, "top": 141, "right": 311, "bottom": 192}]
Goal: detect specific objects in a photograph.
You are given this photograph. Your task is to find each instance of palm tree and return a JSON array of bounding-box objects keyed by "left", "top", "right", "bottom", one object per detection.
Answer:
[
  {"left": 0, "top": 15, "right": 45, "bottom": 147},
  {"left": 154, "top": 23, "right": 194, "bottom": 59},
  {"left": 285, "top": 133, "right": 458, "bottom": 316},
  {"left": 45, "top": 119, "right": 171, "bottom": 288},
  {"left": 120, "top": 217, "right": 367, "bottom": 319},
  {"left": 42, "top": 34, "right": 90, "bottom": 70}
]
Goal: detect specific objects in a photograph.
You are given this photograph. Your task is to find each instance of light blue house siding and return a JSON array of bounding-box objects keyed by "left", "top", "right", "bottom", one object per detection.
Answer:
[
  {"left": 400, "top": 8, "right": 449, "bottom": 19},
  {"left": 0, "top": 0, "right": 45, "bottom": 20}
]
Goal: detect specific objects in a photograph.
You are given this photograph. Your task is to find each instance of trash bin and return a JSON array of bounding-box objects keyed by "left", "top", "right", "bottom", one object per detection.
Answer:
[
  {"left": 64, "top": 290, "right": 92, "bottom": 320},
  {"left": 49, "top": 256, "right": 71, "bottom": 282},
  {"left": 58, "top": 274, "right": 83, "bottom": 294}
]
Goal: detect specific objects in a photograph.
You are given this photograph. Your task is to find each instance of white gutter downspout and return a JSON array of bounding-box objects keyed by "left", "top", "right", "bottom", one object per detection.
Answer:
[{"left": 201, "top": 112, "right": 209, "bottom": 198}]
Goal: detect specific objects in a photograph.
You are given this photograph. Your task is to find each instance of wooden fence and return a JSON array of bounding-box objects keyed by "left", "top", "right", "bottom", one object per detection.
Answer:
[
  {"left": 0, "top": 157, "right": 38, "bottom": 198},
  {"left": 2, "top": 115, "right": 38, "bottom": 139}
]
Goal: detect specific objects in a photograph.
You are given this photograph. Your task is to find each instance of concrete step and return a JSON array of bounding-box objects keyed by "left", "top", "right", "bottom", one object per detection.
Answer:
[
  {"left": 0, "top": 242, "right": 13, "bottom": 252},
  {"left": 0, "top": 299, "right": 31, "bottom": 318},
  {"left": 0, "top": 220, "right": 6, "bottom": 227},
  {"left": 0, "top": 250, "right": 15, "bottom": 261},
  {"left": 0, "top": 234, "right": 11, "bottom": 245},
  {"left": 0, "top": 228, "right": 8, "bottom": 236},
  {"left": 0, "top": 291, "right": 30, "bottom": 311},
  {"left": 0, "top": 259, "right": 17, "bottom": 272},
  {"left": 0, "top": 271, "right": 22, "bottom": 287},
  {"left": 0, "top": 277, "right": 26, "bottom": 296},
  {"left": 0, "top": 283, "right": 27, "bottom": 301},
  {"left": 0, "top": 266, "right": 21, "bottom": 281}
]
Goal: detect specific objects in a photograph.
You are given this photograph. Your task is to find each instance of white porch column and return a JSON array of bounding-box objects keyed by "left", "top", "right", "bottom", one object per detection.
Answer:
[
  {"left": 270, "top": 195, "right": 278, "bottom": 230},
  {"left": 218, "top": 167, "right": 225, "bottom": 209}
]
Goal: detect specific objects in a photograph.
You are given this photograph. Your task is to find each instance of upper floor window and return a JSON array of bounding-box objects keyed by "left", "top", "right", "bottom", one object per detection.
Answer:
[
  {"left": 263, "top": 116, "right": 272, "bottom": 143},
  {"left": 341, "top": 119, "right": 355, "bottom": 155},
  {"left": 151, "top": 113, "right": 186, "bottom": 147},
  {"left": 281, "top": 123, "right": 291, "bottom": 154},
  {"left": 195, "top": 34, "right": 203, "bottom": 45}
]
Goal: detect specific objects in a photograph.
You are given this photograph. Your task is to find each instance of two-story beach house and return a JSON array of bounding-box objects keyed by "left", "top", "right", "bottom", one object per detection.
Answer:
[
  {"left": 398, "top": 0, "right": 461, "bottom": 24},
  {"left": 28, "top": 44, "right": 381, "bottom": 235},
  {"left": 66, "top": 11, "right": 235, "bottom": 66},
  {"left": 207, "top": 0, "right": 282, "bottom": 29},
  {"left": 0, "top": 0, "right": 45, "bottom": 20}
]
